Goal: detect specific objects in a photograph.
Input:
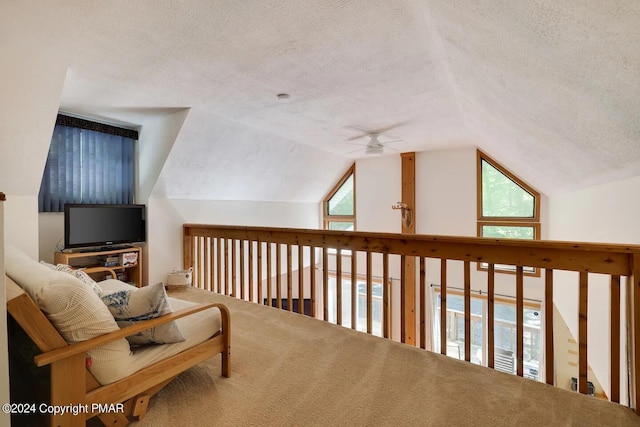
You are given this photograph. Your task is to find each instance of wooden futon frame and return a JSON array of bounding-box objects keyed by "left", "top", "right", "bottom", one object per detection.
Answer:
[{"left": 5, "top": 276, "right": 231, "bottom": 426}]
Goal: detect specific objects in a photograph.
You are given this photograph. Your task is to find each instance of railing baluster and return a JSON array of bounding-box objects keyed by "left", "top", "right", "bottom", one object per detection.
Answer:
[
  {"left": 216, "top": 237, "right": 222, "bottom": 294},
  {"left": 351, "top": 252, "right": 357, "bottom": 330},
  {"left": 545, "top": 269, "right": 554, "bottom": 385},
  {"left": 209, "top": 238, "right": 216, "bottom": 292},
  {"left": 203, "top": 237, "right": 210, "bottom": 291},
  {"left": 420, "top": 257, "right": 426, "bottom": 350},
  {"left": 610, "top": 274, "right": 620, "bottom": 403},
  {"left": 298, "top": 246, "right": 304, "bottom": 315},
  {"left": 336, "top": 249, "right": 343, "bottom": 325},
  {"left": 516, "top": 265, "right": 524, "bottom": 376},
  {"left": 310, "top": 247, "right": 316, "bottom": 318},
  {"left": 239, "top": 240, "right": 245, "bottom": 300},
  {"left": 231, "top": 239, "right": 237, "bottom": 297},
  {"left": 323, "top": 247, "right": 329, "bottom": 321},
  {"left": 367, "top": 251, "right": 372, "bottom": 334},
  {"left": 388, "top": 278, "right": 394, "bottom": 341},
  {"left": 223, "top": 238, "right": 229, "bottom": 296},
  {"left": 248, "top": 240, "right": 254, "bottom": 303},
  {"left": 440, "top": 259, "right": 447, "bottom": 356},
  {"left": 578, "top": 272, "right": 588, "bottom": 394},
  {"left": 183, "top": 231, "right": 193, "bottom": 276},
  {"left": 193, "top": 237, "right": 200, "bottom": 288},
  {"left": 631, "top": 254, "right": 640, "bottom": 411},
  {"left": 257, "top": 240, "right": 263, "bottom": 305},
  {"left": 400, "top": 254, "right": 406, "bottom": 344},
  {"left": 464, "top": 260, "right": 471, "bottom": 363},
  {"left": 266, "top": 243, "right": 273, "bottom": 306},
  {"left": 276, "top": 244, "right": 282, "bottom": 309},
  {"left": 488, "top": 263, "right": 495, "bottom": 369},
  {"left": 287, "top": 244, "right": 292, "bottom": 312},
  {"left": 383, "top": 252, "right": 389, "bottom": 338}
]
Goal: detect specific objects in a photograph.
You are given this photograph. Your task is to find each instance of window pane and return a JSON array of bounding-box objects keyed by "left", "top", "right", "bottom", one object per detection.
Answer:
[
  {"left": 434, "top": 293, "right": 483, "bottom": 365},
  {"left": 482, "top": 160, "right": 534, "bottom": 218},
  {"left": 327, "top": 277, "right": 383, "bottom": 337},
  {"left": 481, "top": 225, "right": 535, "bottom": 240},
  {"left": 327, "top": 174, "right": 354, "bottom": 215},
  {"left": 328, "top": 221, "right": 354, "bottom": 231},
  {"left": 493, "top": 303, "right": 541, "bottom": 380}
]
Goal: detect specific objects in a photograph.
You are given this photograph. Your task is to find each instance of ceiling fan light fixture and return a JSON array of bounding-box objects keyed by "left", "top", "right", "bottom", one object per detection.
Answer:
[
  {"left": 365, "top": 144, "right": 383, "bottom": 156},
  {"left": 277, "top": 93, "right": 291, "bottom": 103}
]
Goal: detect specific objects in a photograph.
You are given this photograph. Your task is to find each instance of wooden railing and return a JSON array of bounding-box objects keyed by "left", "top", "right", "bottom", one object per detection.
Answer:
[{"left": 183, "top": 224, "right": 640, "bottom": 411}]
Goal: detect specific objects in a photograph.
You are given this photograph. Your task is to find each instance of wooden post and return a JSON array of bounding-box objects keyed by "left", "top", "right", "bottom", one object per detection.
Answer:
[
  {"left": 631, "top": 254, "right": 640, "bottom": 411},
  {"left": 401, "top": 152, "right": 416, "bottom": 345}
]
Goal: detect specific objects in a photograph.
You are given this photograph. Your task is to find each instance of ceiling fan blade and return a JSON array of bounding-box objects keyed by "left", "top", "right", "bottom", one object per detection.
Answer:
[
  {"left": 345, "top": 141, "right": 367, "bottom": 146},
  {"left": 384, "top": 145, "right": 399, "bottom": 152},
  {"left": 379, "top": 139, "right": 404, "bottom": 145},
  {"left": 347, "top": 147, "right": 364, "bottom": 154},
  {"left": 346, "top": 134, "right": 368, "bottom": 142},
  {"left": 371, "top": 121, "right": 408, "bottom": 135}
]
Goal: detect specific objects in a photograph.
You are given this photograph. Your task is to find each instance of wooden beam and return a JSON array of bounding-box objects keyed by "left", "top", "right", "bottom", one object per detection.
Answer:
[
  {"left": 631, "top": 254, "right": 640, "bottom": 410},
  {"left": 401, "top": 152, "right": 416, "bottom": 345}
]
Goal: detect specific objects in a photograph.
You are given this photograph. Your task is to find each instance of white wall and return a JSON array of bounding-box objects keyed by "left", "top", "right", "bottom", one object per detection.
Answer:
[
  {"left": 146, "top": 197, "right": 322, "bottom": 285},
  {"left": 548, "top": 174, "right": 640, "bottom": 400},
  {"left": 5, "top": 196, "right": 40, "bottom": 260},
  {"left": 417, "top": 148, "right": 477, "bottom": 237},
  {"left": 355, "top": 155, "right": 402, "bottom": 233}
]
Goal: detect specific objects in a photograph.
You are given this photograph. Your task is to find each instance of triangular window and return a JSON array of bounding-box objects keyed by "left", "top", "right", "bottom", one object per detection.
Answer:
[
  {"left": 324, "top": 165, "right": 355, "bottom": 231},
  {"left": 481, "top": 159, "right": 535, "bottom": 219}
]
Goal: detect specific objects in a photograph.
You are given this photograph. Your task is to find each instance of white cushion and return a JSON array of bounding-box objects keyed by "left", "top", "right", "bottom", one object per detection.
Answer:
[
  {"left": 97, "top": 296, "right": 222, "bottom": 385},
  {"left": 101, "top": 281, "right": 186, "bottom": 345},
  {"left": 5, "top": 246, "right": 132, "bottom": 384},
  {"left": 96, "top": 279, "right": 221, "bottom": 384}
]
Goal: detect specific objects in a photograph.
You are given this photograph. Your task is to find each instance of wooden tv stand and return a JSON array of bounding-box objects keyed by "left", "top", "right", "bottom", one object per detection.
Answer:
[{"left": 54, "top": 246, "right": 142, "bottom": 287}]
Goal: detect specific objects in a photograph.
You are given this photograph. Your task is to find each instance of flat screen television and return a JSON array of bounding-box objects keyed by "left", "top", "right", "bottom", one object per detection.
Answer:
[{"left": 64, "top": 204, "right": 146, "bottom": 250}]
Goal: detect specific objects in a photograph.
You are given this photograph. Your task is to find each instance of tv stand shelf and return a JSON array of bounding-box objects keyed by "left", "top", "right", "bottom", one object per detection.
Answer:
[{"left": 54, "top": 246, "right": 142, "bottom": 287}]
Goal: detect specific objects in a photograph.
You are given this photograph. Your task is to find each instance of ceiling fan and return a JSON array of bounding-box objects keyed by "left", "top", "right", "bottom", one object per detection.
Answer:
[{"left": 346, "top": 132, "right": 404, "bottom": 156}]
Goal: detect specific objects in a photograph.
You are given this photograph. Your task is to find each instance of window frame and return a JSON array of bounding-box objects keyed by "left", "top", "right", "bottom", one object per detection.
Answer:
[
  {"left": 476, "top": 150, "right": 541, "bottom": 276},
  {"left": 323, "top": 164, "right": 356, "bottom": 231}
]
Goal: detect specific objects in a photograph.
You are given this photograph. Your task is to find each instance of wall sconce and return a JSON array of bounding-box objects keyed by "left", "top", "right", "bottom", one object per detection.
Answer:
[{"left": 392, "top": 202, "right": 413, "bottom": 228}]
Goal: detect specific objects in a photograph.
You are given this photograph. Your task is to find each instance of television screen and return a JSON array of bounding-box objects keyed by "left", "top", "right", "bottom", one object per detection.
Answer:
[{"left": 64, "top": 204, "right": 146, "bottom": 250}]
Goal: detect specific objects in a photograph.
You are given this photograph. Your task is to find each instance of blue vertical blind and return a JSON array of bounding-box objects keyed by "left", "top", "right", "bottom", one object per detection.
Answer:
[{"left": 38, "top": 115, "right": 137, "bottom": 212}]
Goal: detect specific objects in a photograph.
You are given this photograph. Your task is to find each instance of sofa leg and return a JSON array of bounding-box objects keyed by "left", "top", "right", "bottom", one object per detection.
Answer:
[
  {"left": 132, "top": 394, "right": 150, "bottom": 420},
  {"left": 97, "top": 412, "right": 129, "bottom": 426}
]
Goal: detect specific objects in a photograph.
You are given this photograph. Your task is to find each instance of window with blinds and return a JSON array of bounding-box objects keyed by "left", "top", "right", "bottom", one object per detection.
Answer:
[{"left": 38, "top": 114, "right": 138, "bottom": 212}]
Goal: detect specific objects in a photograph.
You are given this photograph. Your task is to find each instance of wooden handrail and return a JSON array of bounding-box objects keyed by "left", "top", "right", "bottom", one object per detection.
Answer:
[
  {"left": 184, "top": 224, "right": 638, "bottom": 275},
  {"left": 183, "top": 223, "right": 640, "bottom": 412}
]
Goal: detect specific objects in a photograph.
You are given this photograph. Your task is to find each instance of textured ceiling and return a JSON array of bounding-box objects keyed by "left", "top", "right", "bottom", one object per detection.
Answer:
[{"left": 3, "top": 0, "right": 639, "bottom": 200}]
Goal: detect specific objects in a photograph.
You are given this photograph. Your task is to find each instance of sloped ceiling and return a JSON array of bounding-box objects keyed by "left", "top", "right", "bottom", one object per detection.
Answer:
[{"left": 2, "top": 0, "right": 639, "bottom": 200}]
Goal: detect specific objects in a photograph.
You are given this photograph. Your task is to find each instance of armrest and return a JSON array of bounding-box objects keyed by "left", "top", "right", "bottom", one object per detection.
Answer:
[
  {"left": 83, "top": 266, "right": 118, "bottom": 279},
  {"left": 34, "top": 302, "right": 231, "bottom": 367}
]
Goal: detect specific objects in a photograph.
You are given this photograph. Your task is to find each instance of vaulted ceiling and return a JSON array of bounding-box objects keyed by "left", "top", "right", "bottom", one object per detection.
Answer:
[{"left": 2, "top": 1, "right": 639, "bottom": 201}]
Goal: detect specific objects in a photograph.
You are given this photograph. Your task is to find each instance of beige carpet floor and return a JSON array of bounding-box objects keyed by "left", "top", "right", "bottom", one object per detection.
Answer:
[{"left": 130, "top": 288, "right": 639, "bottom": 426}]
